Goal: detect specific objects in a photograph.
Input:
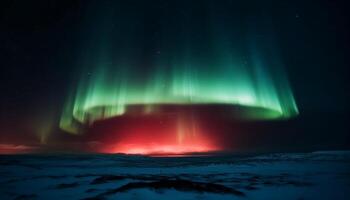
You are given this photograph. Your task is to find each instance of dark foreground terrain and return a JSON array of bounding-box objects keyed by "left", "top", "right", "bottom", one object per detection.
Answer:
[{"left": 0, "top": 151, "right": 349, "bottom": 200}]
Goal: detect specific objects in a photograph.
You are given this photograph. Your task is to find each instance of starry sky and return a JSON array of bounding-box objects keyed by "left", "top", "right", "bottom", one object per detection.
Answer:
[{"left": 0, "top": 0, "right": 349, "bottom": 153}]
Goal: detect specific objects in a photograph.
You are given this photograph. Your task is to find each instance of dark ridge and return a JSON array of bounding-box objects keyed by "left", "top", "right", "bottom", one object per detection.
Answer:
[
  {"left": 90, "top": 174, "right": 171, "bottom": 185},
  {"left": 86, "top": 172, "right": 313, "bottom": 188},
  {"left": 86, "top": 179, "right": 245, "bottom": 199}
]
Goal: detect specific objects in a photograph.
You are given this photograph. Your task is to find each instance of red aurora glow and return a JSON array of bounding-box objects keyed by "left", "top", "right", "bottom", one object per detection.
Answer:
[
  {"left": 0, "top": 144, "right": 38, "bottom": 154},
  {"left": 89, "top": 111, "right": 221, "bottom": 155},
  {"left": 110, "top": 142, "right": 216, "bottom": 155}
]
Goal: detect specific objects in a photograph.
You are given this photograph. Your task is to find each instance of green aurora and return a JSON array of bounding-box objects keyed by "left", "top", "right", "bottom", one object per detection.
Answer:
[{"left": 59, "top": 2, "right": 298, "bottom": 134}]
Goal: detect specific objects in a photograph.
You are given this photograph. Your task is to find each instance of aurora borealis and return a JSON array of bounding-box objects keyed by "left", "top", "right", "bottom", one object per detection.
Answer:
[
  {"left": 59, "top": 1, "right": 298, "bottom": 137},
  {"left": 60, "top": 47, "right": 299, "bottom": 134},
  {"left": 51, "top": 0, "right": 301, "bottom": 154},
  {"left": 1, "top": 0, "right": 349, "bottom": 154}
]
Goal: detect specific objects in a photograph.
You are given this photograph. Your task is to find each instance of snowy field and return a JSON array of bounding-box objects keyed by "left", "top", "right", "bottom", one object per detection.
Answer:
[{"left": 0, "top": 151, "right": 349, "bottom": 200}]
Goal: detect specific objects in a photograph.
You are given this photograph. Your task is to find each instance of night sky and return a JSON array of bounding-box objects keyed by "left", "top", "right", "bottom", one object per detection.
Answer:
[{"left": 0, "top": 0, "right": 349, "bottom": 153}]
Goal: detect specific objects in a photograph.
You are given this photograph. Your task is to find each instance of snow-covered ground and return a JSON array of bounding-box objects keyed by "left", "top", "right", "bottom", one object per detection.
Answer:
[{"left": 0, "top": 151, "right": 349, "bottom": 200}]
